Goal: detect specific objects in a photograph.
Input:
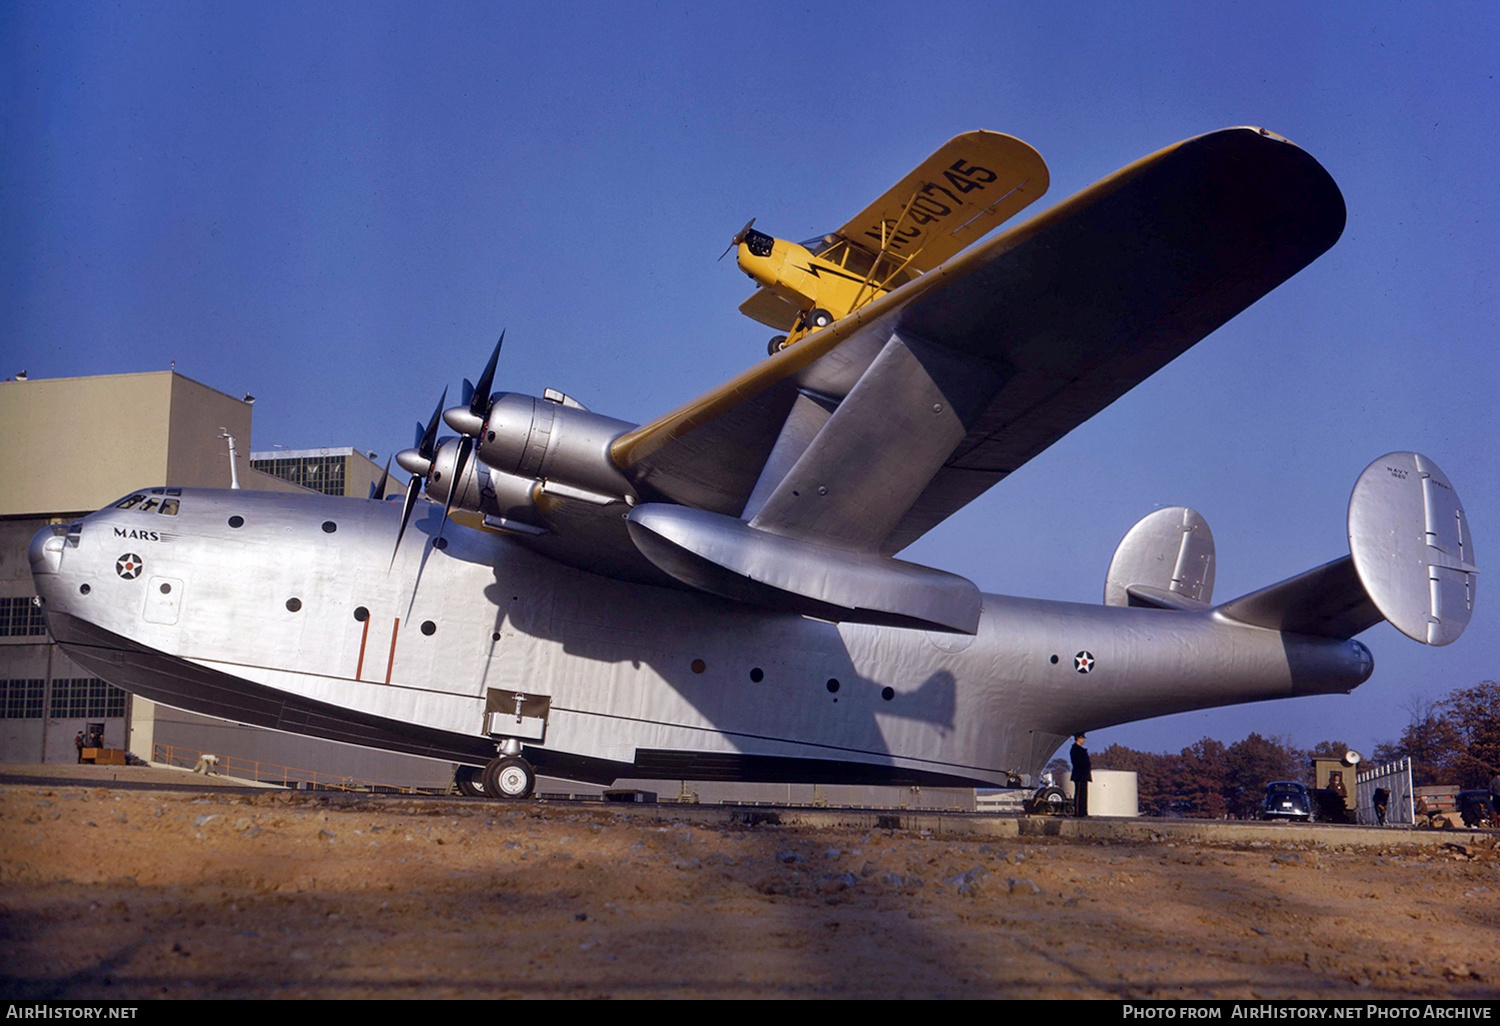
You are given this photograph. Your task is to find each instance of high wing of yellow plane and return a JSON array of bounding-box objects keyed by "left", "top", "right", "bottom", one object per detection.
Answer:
[{"left": 735, "top": 131, "right": 1049, "bottom": 350}]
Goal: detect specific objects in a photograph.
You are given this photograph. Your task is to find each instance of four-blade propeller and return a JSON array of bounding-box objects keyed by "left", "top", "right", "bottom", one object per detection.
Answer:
[
  {"left": 389, "top": 332, "right": 507, "bottom": 567},
  {"left": 391, "top": 388, "right": 448, "bottom": 566}
]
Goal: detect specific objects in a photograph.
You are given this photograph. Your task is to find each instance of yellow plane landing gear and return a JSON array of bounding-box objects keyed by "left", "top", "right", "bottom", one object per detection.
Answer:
[{"left": 767, "top": 335, "right": 788, "bottom": 356}]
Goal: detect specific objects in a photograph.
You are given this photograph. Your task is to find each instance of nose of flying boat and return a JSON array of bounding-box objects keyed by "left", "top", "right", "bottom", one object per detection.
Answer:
[{"left": 29, "top": 523, "right": 67, "bottom": 577}]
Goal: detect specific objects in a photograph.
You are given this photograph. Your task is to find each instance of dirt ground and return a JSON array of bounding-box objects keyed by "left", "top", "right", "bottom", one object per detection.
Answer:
[{"left": 0, "top": 781, "right": 1496, "bottom": 1000}]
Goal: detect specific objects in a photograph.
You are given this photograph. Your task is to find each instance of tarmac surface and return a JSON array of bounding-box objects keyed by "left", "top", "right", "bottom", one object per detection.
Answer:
[{"left": 1, "top": 766, "right": 1497, "bottom": 999}]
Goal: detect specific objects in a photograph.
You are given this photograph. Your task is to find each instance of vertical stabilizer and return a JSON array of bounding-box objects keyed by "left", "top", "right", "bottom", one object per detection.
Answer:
[{"left": 1104, "top": 506, "right": 1215, "bottom": 607}]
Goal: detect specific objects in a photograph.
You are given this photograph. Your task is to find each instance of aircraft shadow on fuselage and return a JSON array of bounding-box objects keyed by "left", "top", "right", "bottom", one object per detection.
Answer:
[{"left": 470, "top": 541, "right": 961, "bottom": 762}]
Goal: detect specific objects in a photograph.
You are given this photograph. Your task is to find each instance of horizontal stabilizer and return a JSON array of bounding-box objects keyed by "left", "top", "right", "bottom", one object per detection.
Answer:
[
  {"left": 625, "top": 504, "right": 980, "bottom": 634},
  {"left": 1217, "top": 556, "right": 1381, "bottom": 638},
  {"left": 1105, "top": 506, "right": 1215, "bottom": 606}
]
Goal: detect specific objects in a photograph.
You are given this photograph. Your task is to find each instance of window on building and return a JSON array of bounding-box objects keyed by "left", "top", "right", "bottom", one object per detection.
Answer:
[
  {"left": 0, "top": 597, "right": 48, "bottom": 637},
  {"left": 250, "top": 455, "right": 349, "bottom": 496},
  {"left": 47, "top": 678, "right": 128, "bottom": 719},
  {"left": 1, "top": 679, "right": 46, "bottom": 719}
]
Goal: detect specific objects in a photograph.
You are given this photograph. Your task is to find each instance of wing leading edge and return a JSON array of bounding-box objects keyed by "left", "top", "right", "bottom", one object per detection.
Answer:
[{"left": 618, "top": 128, "right": 1346, "bottom": 560}]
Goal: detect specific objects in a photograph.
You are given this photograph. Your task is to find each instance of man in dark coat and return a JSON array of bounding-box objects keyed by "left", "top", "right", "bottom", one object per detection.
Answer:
[{"left": 1070, "top": 733, "right": 1092, "bottom": 817}]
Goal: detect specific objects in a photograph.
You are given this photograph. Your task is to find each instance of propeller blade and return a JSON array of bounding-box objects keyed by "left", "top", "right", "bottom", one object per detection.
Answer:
[
  {"left": 418, "top": 388, "right": 447, "bottom": 460},
  {"left": 369, "top": 455, "right": 392, "bottom": 501},
  {"left": 470, "top": 330, "right": 504, "bottom": 417},
  {"left": 434, "top": 435, "right": 473, "bottom": 551},
  {"left": 720, "top": 217, "right": 756, "bottom": 261},
  {"left": 452, "top": 433, "right": 473, "bottom": 492},
  {"left": 460, "top": 378, "right": 474, "bottom": 409},
  {"left": 390, "top": 475, "right": 423, "bottom": 567}
]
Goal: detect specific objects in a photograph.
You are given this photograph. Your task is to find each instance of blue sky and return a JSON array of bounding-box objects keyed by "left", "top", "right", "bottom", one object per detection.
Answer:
[{"left": 4, "top": 2, "right": 1495, "bottom": 760}]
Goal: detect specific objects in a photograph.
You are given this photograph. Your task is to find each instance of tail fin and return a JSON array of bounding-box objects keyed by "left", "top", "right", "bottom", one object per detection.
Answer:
[
  {"left": 1104, "top": 506, "right": 1215, "bottom": 609},
  {"left": 1218, "top": 453, "right": 1477, "bottom": 645}
]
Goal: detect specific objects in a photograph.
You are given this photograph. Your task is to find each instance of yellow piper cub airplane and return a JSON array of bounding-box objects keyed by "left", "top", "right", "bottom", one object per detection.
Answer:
[{"left": 732, "top": 131, "right": 1049, "bottom": 353}]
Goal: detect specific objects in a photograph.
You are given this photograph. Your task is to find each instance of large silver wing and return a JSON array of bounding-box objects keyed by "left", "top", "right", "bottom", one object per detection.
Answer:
[{"left": 607, "top": 128, "right": 1346, "bottom": 631}]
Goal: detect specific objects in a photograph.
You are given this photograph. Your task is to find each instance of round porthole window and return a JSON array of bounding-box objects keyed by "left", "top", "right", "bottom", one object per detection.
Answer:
[
  {"left": 286, "top": 597, "right": 302, "bottom": 612},
  {"left": 420, "top": 620, "right": 437, "bottom": 636},
  {"left": 228, "top": 516, "right": 244, "bottom": 528},
  {"left": 322, "top": 521, "right": 337, "bottom": 534},
  {"left": 749, "top": 667, "right": 764, "bottom": 683},
  {"left": 354, "top": 607, "right": 369, "bottom": 622}
]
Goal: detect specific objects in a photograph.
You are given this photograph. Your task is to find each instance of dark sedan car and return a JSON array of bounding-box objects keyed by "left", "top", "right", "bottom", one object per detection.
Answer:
[
  {"left": 1262, "top": 781, "right": 1315, "bottom": 822},
  {"left": 1457, "top": 790, "right": 1498, "bottom": 828}
]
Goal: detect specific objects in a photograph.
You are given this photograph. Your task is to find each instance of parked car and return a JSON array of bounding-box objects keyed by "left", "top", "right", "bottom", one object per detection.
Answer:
[
  {"left": 1262, "top": 781, "right": 1315, "bottom": 822},
  {"left": 1457, "top": 790, "right": 1498, "bottom": 828}
]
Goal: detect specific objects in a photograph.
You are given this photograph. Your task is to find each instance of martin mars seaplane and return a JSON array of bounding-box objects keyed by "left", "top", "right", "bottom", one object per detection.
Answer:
[{"left": 30, "top": 128, "right": 1477, "bottom": 799}]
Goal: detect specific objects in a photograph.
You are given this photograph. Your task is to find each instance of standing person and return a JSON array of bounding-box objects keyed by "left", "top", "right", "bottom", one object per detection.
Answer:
[
  {"left": 1372, "top": 786, "right": 1390, "bottom": 826},
  {"left": 1070, "top": 733, "right": 1092, "bottom": 817},
  {"left": 74, "top": 731, "right": 85, "bottom": 764}
]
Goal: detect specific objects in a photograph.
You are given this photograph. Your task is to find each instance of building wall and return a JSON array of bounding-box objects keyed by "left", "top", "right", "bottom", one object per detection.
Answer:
[
  {"left": 2, "top": 373, "right": 185, "bottom": 517},
  {"left": 164, "top": 374, "right": 253, "bottom": 490}
]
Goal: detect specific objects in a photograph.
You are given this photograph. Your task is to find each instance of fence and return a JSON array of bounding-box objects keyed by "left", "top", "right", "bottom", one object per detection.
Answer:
[
  {"left": 152, "top": 743, "right": 446, "bottom": 794},
  {"left": 1355, "top": 755, "right": 1414, "bottom": 826}
]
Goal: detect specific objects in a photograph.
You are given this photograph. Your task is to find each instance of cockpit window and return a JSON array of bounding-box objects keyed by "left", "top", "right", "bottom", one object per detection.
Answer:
[
  {"left": 799, "top": 234, "right": 840, "bottom": 256},
  {"left": 139, "top": 498, "right": 160, "bottom": 513},
  {"left": 115, "top": 494, "right": 146, "bottom": 510},
  {"left": 158, "top": 499, "right": 179, "bottom": 516}
]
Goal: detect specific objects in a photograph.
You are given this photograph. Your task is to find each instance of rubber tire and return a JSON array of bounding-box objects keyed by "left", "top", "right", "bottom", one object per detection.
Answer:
[
  {"left": 807, "top": 308, "right": 832, "bottom": 329},
  {"left": 1036, "top": 786, "right": 1067, "bottom": 816},
  {"left": 767, "top": 335, "right": 788, "bottom": 356},
  {"left": 455, "top": 765, "right": 488, "bottom": 798},
  {"left": 483, "top": 755, "right": 535, "bottom": 799}
]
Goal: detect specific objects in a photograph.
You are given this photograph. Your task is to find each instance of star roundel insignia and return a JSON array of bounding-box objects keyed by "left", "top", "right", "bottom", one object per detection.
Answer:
[
  {"left": 115, "top": 553, "right": 143, "bottom": 580},
  {"left": 1074, "top": 651, "right": 1095, "bottom": 674}
]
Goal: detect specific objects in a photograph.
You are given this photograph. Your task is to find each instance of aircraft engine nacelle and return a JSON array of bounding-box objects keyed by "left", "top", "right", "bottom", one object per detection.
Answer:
[
  {"left": 424, "top": 437, "right": 547, "bottom": 532},
  {"left": 476, "top": 393, "right": 638, "bottom": 505}
]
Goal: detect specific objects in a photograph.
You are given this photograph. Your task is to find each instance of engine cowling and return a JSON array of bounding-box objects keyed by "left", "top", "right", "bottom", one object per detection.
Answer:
[
  {"left": 476, "top": 393, "right": 637, "bottom": 503},
  {"left": 423, "top": 437, "right": 547, "bottom": 533}
]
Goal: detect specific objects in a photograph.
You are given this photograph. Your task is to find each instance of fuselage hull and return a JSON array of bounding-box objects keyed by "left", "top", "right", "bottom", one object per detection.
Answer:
[{"left": 31, "top": 489, "right": 1373, "bottom": 786}]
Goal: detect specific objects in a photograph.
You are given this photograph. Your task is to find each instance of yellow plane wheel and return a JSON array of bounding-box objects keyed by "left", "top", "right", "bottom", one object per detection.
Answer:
[
  {"left": 807, "top": 308, "right": 833, "bottom": 329},
  {"left": 767, "top": 335, "right": 789, "bottom": 356}
]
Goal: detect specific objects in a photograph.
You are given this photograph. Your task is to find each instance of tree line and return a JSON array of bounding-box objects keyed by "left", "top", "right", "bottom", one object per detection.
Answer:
[{"left": 1075, "top": 680, "right": 1497, "bottom": 819}]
